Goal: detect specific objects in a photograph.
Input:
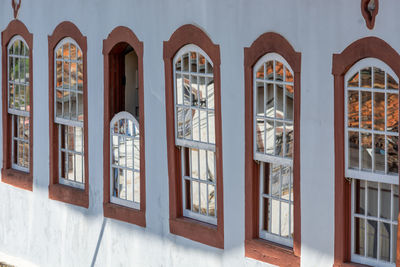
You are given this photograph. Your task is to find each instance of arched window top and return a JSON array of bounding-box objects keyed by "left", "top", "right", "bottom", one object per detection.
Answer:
[
  {"left": 346, "top": 58, "right": 399, "bottom": 89},
  {"left": 7, "top": 35, "right": 29, "bottom": 54},
  {"left": 345, "top": 57, "right": 399, "bottom": 186},
  {"left": 253, "top": 52, "right": 295, "bottom": 165},
  {"left": 254, "top": 53, "right": 294, "bottom": 81},
  {"left": 110, "top": 111, "right": 139, "bottom": 136},
  {"left": 54, "top": 37, "right": 83, "bottom": 62},
  {"left": 174, "top": 44, "right": 213, "bottom": 71}
]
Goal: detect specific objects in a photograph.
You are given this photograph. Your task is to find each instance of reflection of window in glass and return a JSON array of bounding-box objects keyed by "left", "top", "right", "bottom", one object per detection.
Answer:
[
  {"left": 346, "top": 59, "right": 398, "bottom": 266},
  {"left": 110, "top": 112, "right": 140, "bottom": 209},
  {"left": 174, "top": 45, "right": 216, "bottom": 225},
  {"left": 8, "top": 36, "right": 30, "bottom": 172},
  {"left": 254, "top": 53, "right": 294, "bottom": 247},
  {"left": 54, "top": 38, "right": 85, "bottom": 189},
  {"left": 108, "top": 44, "right": 141, "bottom": 209}
]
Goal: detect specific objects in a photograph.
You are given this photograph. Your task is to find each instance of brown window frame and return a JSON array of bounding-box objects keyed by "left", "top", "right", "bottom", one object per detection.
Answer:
[
  {"left": 163, "top": 24, "right": 224, "bottom": 249},
  {"left": 102, "top": 26, "right": 146, "bottom": 227},
  {"left": 244, "top": 32, "right": 301, "bottom": 266},
  {"left": 48, "top": 21, "right": 89, "bottom": 208},
  {"left": 332, "top": 37, "right": 400, "bottom": 267},
  {"left": 1, "top": 19, "right": 33, "bottom": 191}
]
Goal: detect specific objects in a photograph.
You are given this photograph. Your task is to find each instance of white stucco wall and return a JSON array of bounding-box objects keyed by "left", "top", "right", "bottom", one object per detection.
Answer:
[{"left": 1, "top": 0, "right": 400, "bottom": 266}]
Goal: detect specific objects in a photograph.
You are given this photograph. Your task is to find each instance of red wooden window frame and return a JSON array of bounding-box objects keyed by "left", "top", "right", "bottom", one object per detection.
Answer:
[
  {"left": 244, "top": 32, "right": 301, "bottom": 266},
  {"left": 163, "top": 24, "right": 224, "bottom": 249},
  {"left": 332, "top": 36, "right": 400, "bottom": 267},
  {"left": 48, "top": 21, "right": 89, "bottom": 208},
  {"left": 1, "top": 19, "right": 34, "bottom": 191},
  {"left": 102, "top": 26, "right": 146, "bottom": 227}
]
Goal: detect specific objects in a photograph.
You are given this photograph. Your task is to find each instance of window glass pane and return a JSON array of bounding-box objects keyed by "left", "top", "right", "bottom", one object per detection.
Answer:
[
  {"left": 281, "top": 202, "right": 289, "bottom": 238},
  {"left": 387, "top": 93, "right": 398, "bottom": 132},
  {"left": 361, "top": 133, "right": 372, "bottom": 170},
  {"left": 387, "top": 136, "right": 398, "bottom": 175},
  {"left": 285, "top": 123, "right": 293, "bottom": 158},
  {"left": 387, "top": 74, "right": 398, "bottom": 90},
  {"left": 374, "top": 134, "right": 385, "bottom": 172},
  {"left": 374, "top": 92, "right": 385, "bottom": 131},
  {"left": 134, "top": 172, "right": 140, "bottom": 203},
  {"left": 366, "top": 220, "right": 378, "bottom": 259},
  {"left": 349, "top": 131, "right": 359, "bottom": 169},
  {"left": 198, "top": 55, "right": 205, "bottom": 73},
  {"left": 207, "top": 151, "right": 215, "bottom": 183},
  {"left": 266, "top": 61, "right": 273, "bottom": 80},
  {"left": 393, "top": 186, "right": 399, "bottom": 221},
  {"left": 285, "top": 86, "right": 294, "bottom": 121},
  {"left": 208, "top": 184, "right": 215, "bottom": 216},
  {"left": 266, "top": 84, "right": 274, "bottom": 118},
  {"left": 276, "top": 84, "right": 284, "bottom": 119},
  {"left": 256, "top": 82, "right": 264, "bottom": 116},
  {"left": 380, "top": 183, "right": 391, "bottom": 219},
  {"left": 256, "top": 64, "right": 264, "bottom": 79},
  {"left": 354, "top": 217, "right": 365, "bottom": 256},
  {"left": 348, "top": 72, "right": 359, "bottom": 87},
  {"left": 275, "top": 121, "right": 283, "bottom": 157},
  {"left": 367, "top": 182, "right": 378, "bottom": 217},
  {"left": 275, "top": 61, "right": 283, "bottom": 81},
  {"left": 361, "top": 67, "right": 372, "bottom": 88},
  {"left": 270, "top": 199, "right": 280, "bottom": 235},
  {"left": 355, "top": 180, "right": 365, "bottom": 215},
  {"left": 372, "top": 68, "right": 385, "bottom": 89},
  {"left": 265, "top": 120, "right": 274, "bottom": 155},
  {"left": 361, "top": 91, "right": 372, "bottom": 129}
]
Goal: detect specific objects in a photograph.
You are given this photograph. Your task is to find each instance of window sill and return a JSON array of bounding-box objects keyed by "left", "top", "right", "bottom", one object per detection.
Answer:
[
  {"left": 49, "top": 183, "right": 88, "bottom": 208},
  {"left": 103, "top": 202, "right": 145, "bottom": 227},
  {"left": 1, "top": 168, "right": 32, "bottom": 191},
  {"left": 245, "top": 238, "right": 299, "bottom": 267},
  {"left": 170, "top": 217, "right": 224, "bottom": 249}
]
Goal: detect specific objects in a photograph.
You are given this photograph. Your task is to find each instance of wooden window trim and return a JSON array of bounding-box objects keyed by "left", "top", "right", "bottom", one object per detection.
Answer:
[
  {"left": 163, "top": 24, "right": 224, "bottom": 249},
  {"left": 1, "top": 19, "right": 33, "bottom": 191},
  {"left": 48, "top": 21, "right": 89, "bottom": 208},
  {"left": 244, "top": 32, "right": 301, "bottom": 266},
  {"left": 332, "top": 36, "right": 400, "bottom": 267},
  {"left": 102, "top": 26, "right": 146, "bottom": 227}
]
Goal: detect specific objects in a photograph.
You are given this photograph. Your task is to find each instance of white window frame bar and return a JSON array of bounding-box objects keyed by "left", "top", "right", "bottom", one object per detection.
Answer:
[{"left": 109, "top": 111, "right": 140, "bottom": 210}]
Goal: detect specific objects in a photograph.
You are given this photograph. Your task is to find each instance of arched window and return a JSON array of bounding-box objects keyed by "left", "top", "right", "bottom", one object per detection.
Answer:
[
  {"left": 110, "top": 112, "right": 140, "bottom": 209},
  {"left": 8, "top": 36, "right": 30, "bottom": 172},
  {"left": 244, "top": 32, "right": 301, "bottom": 266},
  {"left": 164, "top": 24, "right": 223, "bottom": 249},
  {"left": 253, "top": 53, "right": 294, "bottom": 247},
  {"left": 103, "top": 26, "right": 145, "bottom": 227},
  {"left": 345, "top": 58, "right": 398, "bottom": 266},
  {"left": 332, "top": 37, "right": 400, "bottom": 267},
  {"left": 48, "top": 21, "right": 88, "bottom": 208},
  {"left": 174, "top": 44, "right": 216, "bottom": 224},
  {"left": 54, "top": 38, "right": 84, "bottom": 189},
  {"left": 1, "top": 20, "right": 33, "bottom": 191}
]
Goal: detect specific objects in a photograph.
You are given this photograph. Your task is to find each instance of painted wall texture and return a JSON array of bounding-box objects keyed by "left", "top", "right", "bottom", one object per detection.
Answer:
[{"left": 0, "top": 0, "right": 399, "bottom": 266}]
